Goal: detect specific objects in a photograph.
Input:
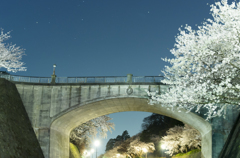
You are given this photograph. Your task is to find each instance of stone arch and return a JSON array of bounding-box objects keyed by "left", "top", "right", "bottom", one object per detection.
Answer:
[{"left": 50, "top": 97, "right": 212, "bottom": 158}]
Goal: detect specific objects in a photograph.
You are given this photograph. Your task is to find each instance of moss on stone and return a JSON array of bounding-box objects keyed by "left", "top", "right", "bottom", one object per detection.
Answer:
[{"left": 70, "top": 142, "right": 81, "bottom": 158}]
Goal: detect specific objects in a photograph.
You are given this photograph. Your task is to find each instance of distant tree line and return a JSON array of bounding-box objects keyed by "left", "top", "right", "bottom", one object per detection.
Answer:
[
  {"left": 102, "top": 131, "right": 154, "bottom": 158},
  {"left": 101, "top": 113, "right": 199, "bottom": 158},
  {"left": 101, "top": 113, "right": 201, "bottom": 158},
  {"left": 105, "top": 130, "right": 131, "bottom": 152}
]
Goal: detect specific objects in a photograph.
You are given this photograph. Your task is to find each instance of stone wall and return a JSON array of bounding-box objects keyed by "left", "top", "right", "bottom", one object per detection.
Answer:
[
  {"left": 0, "top": 78, "right": 44, "bottom": 158},
  {"left": 210, "top": 107, "right": 239, "bottom": 158},
  {"left": 12, "top": 82, "right": 216, "bottom": 158},
  {"left": 218, "top": 112, "right": 240, "bottom": 158},
  {"left": 14, "top": 83, "right": 162, "bottom": 157}
]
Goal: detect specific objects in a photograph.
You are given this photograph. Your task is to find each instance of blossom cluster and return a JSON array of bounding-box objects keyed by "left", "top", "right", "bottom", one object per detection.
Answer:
[{"left": 147, "top": 0, "right": 240, "bottom": 120}]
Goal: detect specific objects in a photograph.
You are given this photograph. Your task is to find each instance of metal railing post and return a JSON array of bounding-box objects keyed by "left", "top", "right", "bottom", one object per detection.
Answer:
[{"left": 127, "top": 74, "right": 133, "bottom": 84}]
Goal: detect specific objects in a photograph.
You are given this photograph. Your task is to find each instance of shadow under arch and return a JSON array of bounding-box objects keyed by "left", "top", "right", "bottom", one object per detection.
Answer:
[{"left": 50, "top": 97, "right": 212, "bottom": 158}]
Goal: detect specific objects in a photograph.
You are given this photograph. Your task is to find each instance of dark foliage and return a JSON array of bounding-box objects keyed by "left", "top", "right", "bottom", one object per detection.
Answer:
[
  {"left": 122, "top": 130, "right": 130, "bottom": 141},
  {"left": 105, "top": 138, "right": 116, "bottom": 151},
  {"left": 105, "top": 130, "right": 131, "bottom": 152},
  {"left": 140, "top": 113, "right": 184, "bottom": 142},
  {"left": 140, "top": 113, "right": 184, "bottom": 157}
]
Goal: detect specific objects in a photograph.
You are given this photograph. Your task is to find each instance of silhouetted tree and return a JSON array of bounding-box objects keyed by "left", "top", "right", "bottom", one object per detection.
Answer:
[
  {"left": 140, "top": 113, "right": 183, "bottom": 142},
  {"left": 105, "top": 138, "right": 116, "bottom": 151},
  {"left": 112, "top": 130, "right": 131, "bottom": 149},
  {"left": 122, "top": 130, "right": 130, "bottom": 141}
]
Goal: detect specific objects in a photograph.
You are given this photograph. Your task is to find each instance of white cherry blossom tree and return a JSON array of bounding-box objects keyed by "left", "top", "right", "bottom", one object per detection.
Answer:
[
  {"left": 161, "top": 124, "right": 201, "bottom": 156},
  {"left": 103, "top": 133, "right": 155, "bottom": 158},
  {"left": 0, "top": 30, "right": 26, "bottom": 72},
  {"left": 147, "top": 0, "right": 240, "bottom": 120},
  {"left": 127, "top": 134, "right": 155, "bottom": 158},
  {"left": 70, "top": 115, "right": 114, "bottom": 148},
  {"left": 103, "top": 147, "right": 121, "bottom": 158}
]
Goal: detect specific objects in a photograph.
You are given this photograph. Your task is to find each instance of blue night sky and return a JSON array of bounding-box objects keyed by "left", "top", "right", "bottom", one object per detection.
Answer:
[{"left": 0, "top": 0, "right": 236, "bottom": 156}]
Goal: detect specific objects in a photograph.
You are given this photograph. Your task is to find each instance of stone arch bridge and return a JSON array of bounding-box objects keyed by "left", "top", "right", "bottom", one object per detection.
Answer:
[{"left": 0, "top": 73, "right": 238, "bottom": 158}]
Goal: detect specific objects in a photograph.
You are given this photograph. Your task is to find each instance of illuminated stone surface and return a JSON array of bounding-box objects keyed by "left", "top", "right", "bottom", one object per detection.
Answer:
[{"left": 1, "top": 78, "right": 238, "bottom": 158}]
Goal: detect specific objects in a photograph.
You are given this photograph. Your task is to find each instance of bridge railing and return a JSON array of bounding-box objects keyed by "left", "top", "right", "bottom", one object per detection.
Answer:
[
  {"left": 0, "top": 74, "right": 52, "bottom": 83},
  {"left": 56, "top": 76, "right": 128, "bottom": 83},
  {"left": 0, "top": 74, "right": 163, "bottom": 83},
  {"left": 132, "top": 76, "right": 162, "bottom": 82}
]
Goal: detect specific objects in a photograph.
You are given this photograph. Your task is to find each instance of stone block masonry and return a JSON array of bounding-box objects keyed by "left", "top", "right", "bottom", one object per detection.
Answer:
[
  {"left": 2, "top": 77, "right": 238, "bottom": 158},
  {"left": 0, "top": 78, "right": 44, "bottom": 158},
  {"left": 218, "top": 112, "right": 240, "bottom": 158}
]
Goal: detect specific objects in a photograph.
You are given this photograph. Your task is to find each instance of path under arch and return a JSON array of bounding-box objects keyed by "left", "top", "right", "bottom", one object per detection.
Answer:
[{"left": 50, "top": 97, "right": 212, "bottom": 158}]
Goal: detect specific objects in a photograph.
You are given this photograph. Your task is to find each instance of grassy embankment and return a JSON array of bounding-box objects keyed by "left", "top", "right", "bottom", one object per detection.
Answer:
[
  {"left": 70, "top": 142, "right": 81, "bottom": 158},
  {"left": 173, "top": 149, "right": 201, "bottom": 158}
]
